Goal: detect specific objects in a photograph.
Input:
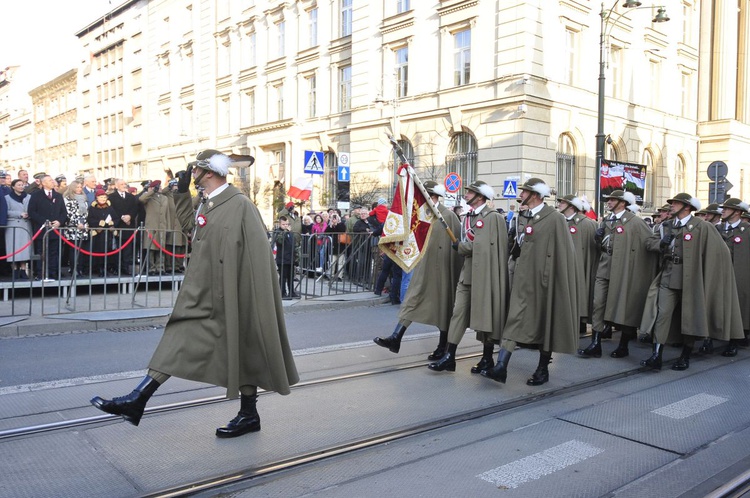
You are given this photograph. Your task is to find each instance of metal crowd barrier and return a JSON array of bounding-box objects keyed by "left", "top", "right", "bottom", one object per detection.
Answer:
[{"left": 0, "top": 224, "right": 380, "bottom": 318}]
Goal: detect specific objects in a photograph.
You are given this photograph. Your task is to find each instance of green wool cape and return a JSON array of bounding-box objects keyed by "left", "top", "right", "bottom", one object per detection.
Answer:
[{"left": 567, "top": 213, "right": 599, "bottom": 320}]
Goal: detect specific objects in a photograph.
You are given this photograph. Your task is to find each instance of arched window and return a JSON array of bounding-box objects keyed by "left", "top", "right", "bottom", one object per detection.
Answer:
[
  {"left": 605, "top": 140, "right": 618, "bottom": 161},
  {"left": 642, "top": 149, "right": 655, "bottom": 209},
  {"left": 445, "top": 132, "right": 477, "bottom": 183},
  {"left": 674, "top": 155, "right": 686, "bottom": 193},
  {"left": 556, "top": 134, "right": 576, "bottom": 195}
]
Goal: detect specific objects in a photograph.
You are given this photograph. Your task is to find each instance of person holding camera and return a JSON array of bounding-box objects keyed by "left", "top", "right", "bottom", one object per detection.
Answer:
[{"left": 139, "top": 180, "right": 173, "bottom": 275}]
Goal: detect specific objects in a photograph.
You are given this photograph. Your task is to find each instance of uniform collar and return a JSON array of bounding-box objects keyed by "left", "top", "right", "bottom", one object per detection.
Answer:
[{"left": 206, "top": 182, "right": 230, "bottom": 200}]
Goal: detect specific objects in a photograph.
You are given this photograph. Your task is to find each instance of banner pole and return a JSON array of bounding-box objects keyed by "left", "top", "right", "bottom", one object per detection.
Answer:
[{"left": 387, "top": 134, "right": 457, "bottom": 243}]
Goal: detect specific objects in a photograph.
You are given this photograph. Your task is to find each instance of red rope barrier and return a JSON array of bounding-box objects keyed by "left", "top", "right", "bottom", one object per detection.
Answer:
[
  {"left": 0, "top": 226, "right": 45, "bottom": 261},
  {"left": 146, "top": 231, "right": 187, "bottom": 258},
  {"left": 53, "top": 229, "right": 137, "bottom": 257}
]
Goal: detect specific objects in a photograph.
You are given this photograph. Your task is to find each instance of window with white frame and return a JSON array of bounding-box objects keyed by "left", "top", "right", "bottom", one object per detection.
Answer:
[
  {"left": 339, "top": 65, "right": 352, "bottom": 112},
  {"left": 217, "top": 96, "right": 230, "bottom": 135},
  {"left": 674, "top": 155, "right": 686, "bottom": 193},
  {"left": 274, "top": 149, "right": 286, "bottom": 183},
  {"left": 158, "top": 109, "right": 170, "bottom": 143},
  {"left": 341, "top": 0, "right": 352, "bottom": 37},
  {"left": 556, "top": 134, "right": 576, "bottom": 195},
  {"left": 217, "top": 36, "right": 230, "bottom": 76},
  {"left": 309, "top": 8, "right": 318, "bottom": 47},
  {"left": 446, "top": 132, "right": 477, "bottom": 183},
  {"left": 180, "top": 44, "right": 194, "bottom": 82},
  {"left": 242, "top": 30, "right": 256, "bottom": 67},
  {"left": 240, "top": 89, "right": 255, "bottom": 128},
  {"left": 275, "top": 83, "right": 284, "bottom": 120},
  {"left": 453, "top": 29, "right": 471, "bottom": 86},
  {"left": 609, "top": 46, "right": 622, "bottom": 99},
  {"left": 180, "top": 103, "right": 193, "bottom": 137},
  {"left": 307, "top": 74, "right": 317, "bottom": 118},
  {"left": 682, "top": 3, "right": 692, "bottom": 45},
  {"left": 276, "top": 20, "right": 286, "bottom": 58},
  {"left": 648, "top": 60, "right": 660, "bottom": 108},
  {"left": 605, "top": 139, "right": 618, "bottom": 161},
  {"left": 395, "top": 47, "right": 408, "bottom": 98},
  {"left": 681, "top": 72, "right": 691, "bottom": 118},
  {"left": 564, "top": 28, "right": 578, "bottom": 86},
  {"left": 397, "top": 0, "right": 410, "bottom": 14}
]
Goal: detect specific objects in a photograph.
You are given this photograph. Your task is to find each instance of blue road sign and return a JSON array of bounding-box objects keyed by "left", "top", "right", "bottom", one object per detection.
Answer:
[
  {"left": 304, "top": 150, "right": 325, "bottom": 175},
  {"left": 444, "top": 172, "right": 462, "bottom": 193},
  {"left": 338, "top": 166, "right": 350, "bottom": 182},
  {"left": 503, "top": 180, "right": 518, "bottom": 199}
]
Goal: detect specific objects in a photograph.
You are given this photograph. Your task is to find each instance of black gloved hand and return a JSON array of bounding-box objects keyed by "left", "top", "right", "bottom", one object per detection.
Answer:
[
  {"left": 176, "top": 164, "right": 193, "bottom": 193},
  {"left": 660, "top": 234, "right": 674, "bottom": 252},
  {"left": 594, "top": 227, "right": 605, "bottom": 243},
  {"left": 451, "top": 241, "right": 459, "bottom": 252}
]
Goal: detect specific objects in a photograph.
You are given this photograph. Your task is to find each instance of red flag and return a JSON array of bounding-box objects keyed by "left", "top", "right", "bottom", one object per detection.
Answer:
[
  {"left": 379, "top": 164, "right": 433, "bottom": 271},
  {"left": 287, "top": 177, "right": 313, "bottom": 201}
]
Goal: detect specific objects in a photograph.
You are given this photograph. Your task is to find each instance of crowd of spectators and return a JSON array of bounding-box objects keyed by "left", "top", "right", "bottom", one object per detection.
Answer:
[{"left": 0, "top": 169, "right": 191, "bottom": 281}]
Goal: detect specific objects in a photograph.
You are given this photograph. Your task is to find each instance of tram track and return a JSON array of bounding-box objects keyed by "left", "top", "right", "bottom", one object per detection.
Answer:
[{"left": 3, "top": 352, "right": 747, "bottom": 498}]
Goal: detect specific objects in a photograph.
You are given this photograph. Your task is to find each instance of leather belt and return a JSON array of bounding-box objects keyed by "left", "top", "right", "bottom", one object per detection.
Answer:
[{"left": 667, "top": 255, "right": 683, "bottom": 264}]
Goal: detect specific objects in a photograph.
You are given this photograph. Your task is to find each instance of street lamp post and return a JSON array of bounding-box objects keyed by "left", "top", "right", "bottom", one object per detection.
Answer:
[{"left": 595, "top": 1, "right": 669, "bottom": 216}]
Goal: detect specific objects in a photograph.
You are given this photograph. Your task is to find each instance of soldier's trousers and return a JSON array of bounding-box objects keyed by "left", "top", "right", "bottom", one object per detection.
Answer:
[
  {"left": 447, "top": 282, "right": 493, "bottom": 345},
  {"left": 591, "top": 276, "right": 610, "bottom": 332},
  {"left": 653, "top": 285, "right": 682, "bottom": 344}
]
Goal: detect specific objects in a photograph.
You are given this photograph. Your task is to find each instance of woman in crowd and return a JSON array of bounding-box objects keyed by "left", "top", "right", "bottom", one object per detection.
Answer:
[
  {"left": 86, "top": 189, "right": 118, "bottom": 277},
  {"left": 63, "top": 181, "right": 89, "bottom": 276},
  {"left": 325, "top": 213, "right": 347, "bottom": 280},
  {"left": 311, "top": 213, "right": 329, "bottom": 273},
  {"left": 5, "top": 179, "right": 32, "bottom": 279}
]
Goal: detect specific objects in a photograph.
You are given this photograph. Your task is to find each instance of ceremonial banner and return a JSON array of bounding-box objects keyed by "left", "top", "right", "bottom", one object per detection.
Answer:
[
  {"left": 600, "top": 160, "right": 647, "bottom": 205},
  {"left": 379, "top": 164, "right": 434, "bottom": 271}
]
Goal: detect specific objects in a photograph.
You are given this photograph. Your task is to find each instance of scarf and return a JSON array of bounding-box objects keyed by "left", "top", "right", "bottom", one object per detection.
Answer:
[{"left": 8, "top": 191, "right": 26, "bottom": 204}]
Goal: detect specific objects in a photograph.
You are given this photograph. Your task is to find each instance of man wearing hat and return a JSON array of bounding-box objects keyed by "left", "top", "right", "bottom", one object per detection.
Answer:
[
  {"left": 55, "top": 175, "right": 67, "bottom": 194},
  {"left": 557, "top": 194, "right": 599, "bottom": 336},
  {"left": 428, "top": 180, "right": 509, "bottom": 374},
  {"left": 578, "top": 190, "right": 658, "bottom": 359},
  {"left": 25, "top": 171, "right": 46, "bottom": 194},
  {"left": 639, "top": 193, "right": 744, "bottom": 370},
  {"left": 717, "top": 198, "right": 750, "bottom": 356},
  {"left": 482, "top": 178, "right": 577, "bottom": 386},
  {"left": 374, "top": 180, "right": 463, "bottom": 359},
  {"left": 652, "top": 204, "right": 671, "bottom": 234},
  {"left": 696, "top": 203, "right": 723, "bottom": 227},
  {"left": 138, "top": 179, "right": 174, "bottom": 275},
  {"left": 279, "top": 201, "right": 302, "bottom": 234},
  {"left": 91, "top": 149, "right": 298, "bottom": 438}
]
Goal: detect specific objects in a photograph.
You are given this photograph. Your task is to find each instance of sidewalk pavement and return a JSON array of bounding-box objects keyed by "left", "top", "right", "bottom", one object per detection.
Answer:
[{"left": 0, "top": 291, "right": 387, "bottom": 339}]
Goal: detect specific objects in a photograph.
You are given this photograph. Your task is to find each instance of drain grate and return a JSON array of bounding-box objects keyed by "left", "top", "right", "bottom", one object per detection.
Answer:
[{"left": 108, "top": 325, "right": 163, "bottom": 333}]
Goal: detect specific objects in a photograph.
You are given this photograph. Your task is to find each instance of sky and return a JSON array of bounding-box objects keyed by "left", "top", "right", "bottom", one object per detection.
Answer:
[{"left": 0, "top": 0, "right": 115, "bottom": 93}]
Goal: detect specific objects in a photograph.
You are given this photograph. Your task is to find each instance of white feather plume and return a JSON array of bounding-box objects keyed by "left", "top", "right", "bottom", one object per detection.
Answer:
[
  {"left": 208, "top": 153, "right": 232, "bottom": 177},
  {"left": 623, "top": 191, "right": 637, "bottom": 206}
]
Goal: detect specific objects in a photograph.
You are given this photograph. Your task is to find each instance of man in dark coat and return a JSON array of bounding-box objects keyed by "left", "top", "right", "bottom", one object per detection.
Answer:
[
  {"left": 108, "top": 179, "right": 140, "bottom": 274},
  {"left": 428, "top": 180, "right": 509, "bottom": 373},
  {"left": 27, "top": 175, "right": 67, "bottom": 280},
  {"left": 578, "top": 190, "right": 658, "bottom": 359},
  {"left": 91, "top": 149, "right": 299, "bottom": 438},
  {"left": 373, "top": 181, "right": 463, "bottom": 359},
  {"left": 717, "top": 198, "right": 750, "bottom": 356},
  {"left": 482, "top": 178, "right": 578, "bottom": 386},
  {"left": 639, "top": 193, "right": 744, "bottom": 370}
]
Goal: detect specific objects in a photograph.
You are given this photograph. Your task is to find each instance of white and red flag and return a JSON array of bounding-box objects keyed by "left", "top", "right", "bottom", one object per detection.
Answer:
[
  {"left": 379, "top": 164, "right": 434, "bottom": 271},
  {"left": 287, "top": 176, "right": 313, "bottom": 201}
]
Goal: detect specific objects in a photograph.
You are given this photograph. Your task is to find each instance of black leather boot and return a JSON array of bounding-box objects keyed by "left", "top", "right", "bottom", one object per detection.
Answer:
[
  {"left": 697, "top": 338, "right": 714, "bottom": 354},
  {"left": 672, "top": 344, "right": 692, "bottom": 371},
  {"left": 640, "top": 343, "right": 663, "bottom": 370},
  {"left": 373, "top": 324, "right": 408, "bottom": 353},
  {"left": 427, "top": 343, "right": 457, "bottom": 372},
  {"left": 427, "top": 330, "right": 449, "bottom": 360},
  {"left": 482, "top": 349, "right": 512, "bottom": 383},
  {"left": 90, "top": 376, "right": 160, "bottom": 426},
  {"left": 722, "top": 340, "right": 738, "bottom": 357},
  {"left": 527, "top": 351, "right": 552, "bottom": 386},
  {"left": 471, "top": 342, "right": 495, "bottom": 374},
  {"left": 600, "top": 324, "right": 613, "bottom": 339},
  {"left": 578, "top": 331, "right": 602, "bottom": 358},
  {"left": 216, "top": 394, "right": 261, "bottom": 438},
  {"left": 610, "top": 327, "right": 635, "bottom": 358}
]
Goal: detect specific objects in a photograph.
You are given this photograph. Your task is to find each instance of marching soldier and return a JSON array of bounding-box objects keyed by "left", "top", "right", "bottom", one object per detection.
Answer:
[
  {"left": 482, "top": 178, "right": 578, "bottom": 386},
  {"left": 428, "top": 180, "right": 509, "bottom": 373},
  {"left": 651, "top": 204, "right": 671, "bottom": 234},
  {"left": 578, "top": 190, "right": 658, "bottom": 359},
  {"left": 639, "top": 193, "right": 743, "bottom": 370},
  {"left": 718, "top": 198, "right": 750, "bottom": 356},
  {"left": 695, "top": 203, "right": 722, "bottom": 226},
  {"left": 556, "top": 194, "right": 599, "bottom": 336},
  {"left": 373, "top": 181, "right": 463, "bottom": 359}
]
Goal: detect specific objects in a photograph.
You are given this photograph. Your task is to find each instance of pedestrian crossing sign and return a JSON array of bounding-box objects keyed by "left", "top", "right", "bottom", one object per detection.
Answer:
[
  {"left": 503, "top": 180, "right": 518, "bottom": 199},
  {"left": 304, "top": 150, "right": 325, "bottom": 175}
]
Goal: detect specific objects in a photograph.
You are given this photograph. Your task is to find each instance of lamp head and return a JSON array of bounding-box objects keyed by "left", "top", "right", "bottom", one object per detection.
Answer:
[
  {"left": 622, "top": 0, "right": 642, "bottom": 7},
  {"left": 653, "top": 7, "right": 670, "bottom": 23}
]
